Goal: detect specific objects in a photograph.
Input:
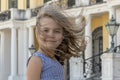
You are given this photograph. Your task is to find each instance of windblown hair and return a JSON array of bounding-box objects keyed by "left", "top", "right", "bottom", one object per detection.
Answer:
[{"left": 36, "top": 5, "right": 86, "bottom": 65}]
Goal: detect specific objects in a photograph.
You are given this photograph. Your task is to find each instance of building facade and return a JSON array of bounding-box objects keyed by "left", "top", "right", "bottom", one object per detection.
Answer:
[{"left": 0, "top": 0, "right": 120, "bottom": 80}]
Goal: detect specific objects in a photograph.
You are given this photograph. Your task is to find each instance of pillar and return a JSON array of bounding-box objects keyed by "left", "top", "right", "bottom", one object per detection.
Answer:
[
  {"left": 69, "top": 57, "right": 84, "bottom": 80},
  {"left": 18, "top": 27, "right": 29, "bottom": 80},
  {"left": 69, "top": 16, "right": 85, "bottom": 80},
  {"left": 101, "top": 53, "right": 120, "bottom": 80},
  {"left": 23, "top": 27, "right": 28, "bottom": 76},
  {"left": 0, "top": 32, "right": 5, "bottom": 80},
  {"left": 84, "top": 15, "right": 92, "bottom": 78},
  {"left": 8, "top": 27, "right": 18, "bottom": 80},
  {"left": 75, "top": 0, "right": 81, "bottom": 7},
  {"left": 85, "top": 15, "right": 92, "bottom": 59}
]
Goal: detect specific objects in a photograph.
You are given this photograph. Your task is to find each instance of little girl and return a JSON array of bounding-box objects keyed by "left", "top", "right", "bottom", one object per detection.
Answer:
[{"left": 27, "top": 5, "right": 86, "bottom": 80}]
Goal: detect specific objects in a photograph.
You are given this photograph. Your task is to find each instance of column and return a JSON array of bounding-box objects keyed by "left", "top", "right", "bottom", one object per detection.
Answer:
[
  {"left": 75, "top": 0, "right": 81, "bottom": 7},
  {"left": 69, "top": 17, "right": 85, "bottom": 80},
  {"left": 18, "top": 27, "right": 29, "bottom": 80},
  {"left": 0, "top": 32, "right": 5, "bottom": 80},
  {"left": 23, "top": 27, "right": 28, "bottom": 80},
  {"left": 82, "top": 0, "right": 89, "bottom": 6},
  {"left": 84, "top": 15, "right": 92, "bottom": 78},
  {"left": 85, "top": 15, "right": 92, "bottom": 59},
  {"left": 28, "top": 26, "right": 34, "bottom": 56},
  {"left": 8, "top": 28, "right": 18, "bottom": 80},
  {"left": 101, "top": 53, "right": 120, "bottom": 80},
  {"left": 69, "top": 57, "right": 84, "bottom": 80}
]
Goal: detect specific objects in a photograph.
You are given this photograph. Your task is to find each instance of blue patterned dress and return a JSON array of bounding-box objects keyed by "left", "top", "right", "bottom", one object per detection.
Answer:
[{"left": 27, "top": 52, "right": 64, "bottom": 80}]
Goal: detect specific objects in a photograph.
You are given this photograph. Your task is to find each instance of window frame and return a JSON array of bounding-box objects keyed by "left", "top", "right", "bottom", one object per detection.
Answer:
[{"left": 9, "top": 0, "right": 18, "bottom": 9}]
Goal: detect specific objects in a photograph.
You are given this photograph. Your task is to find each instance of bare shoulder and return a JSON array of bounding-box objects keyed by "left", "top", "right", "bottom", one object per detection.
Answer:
[
  {"left": 29, "top": 56, "right": 42, "bottom": 65},
  {"left": 27, "top": 56, "right": 42, "bottom": 69},
  {"left": 27, "top": 56, "right": 42, "bottom": 80}
]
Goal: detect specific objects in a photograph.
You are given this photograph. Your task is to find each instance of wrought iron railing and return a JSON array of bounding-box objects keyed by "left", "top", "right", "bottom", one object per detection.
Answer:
[
  {"left": 83, "top": 53, "right": 103, "bottom": 80},
  {"left": 83, "top": 45, "right": 120, "bottom": 80},
  {"left": 110, "top": 45, "right": 120, "bottom": 53}
]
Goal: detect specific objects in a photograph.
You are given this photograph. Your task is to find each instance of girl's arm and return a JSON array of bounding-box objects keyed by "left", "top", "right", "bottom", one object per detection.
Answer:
[{"left": 27, "top": 56, "right": 42, "bottom": 80}]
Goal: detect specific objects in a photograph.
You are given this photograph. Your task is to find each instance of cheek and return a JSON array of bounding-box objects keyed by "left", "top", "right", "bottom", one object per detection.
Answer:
[
  {"left": 57, "top": 35, "right": 64, "bottom": 43},
  {"left": 37, "top": 35, "right": 45, "bottom": 45}
]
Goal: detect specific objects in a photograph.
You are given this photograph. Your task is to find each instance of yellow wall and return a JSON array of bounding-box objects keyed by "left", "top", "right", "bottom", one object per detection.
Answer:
[
  {"left": 30, "top": 0, "right": 37, "bottom": 8},
  {"left": 18, "top": 0, "right": 27, "bottom": 9},
  {"left": 92, "top": 13, "right": 109, "bottom": 51},
  {"left": 0, "top": 0, "right": 44, "bottom": 11},
  {"left": 36, "top": 0, "right": 43, "bottom": 7},
  {"left": 1, "top": 0, "right": 8, "bottom": 11},
  {"left": 102, "top": 13, "right": 109, "bottom": 51},
  {"left": 30, "top": 0, "right": 43, "bottom": 8}
]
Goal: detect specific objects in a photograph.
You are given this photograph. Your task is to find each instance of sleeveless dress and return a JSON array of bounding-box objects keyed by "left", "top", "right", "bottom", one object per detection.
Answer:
[{"left": 27, "top": 52, "right": 64, "bottom": 80}]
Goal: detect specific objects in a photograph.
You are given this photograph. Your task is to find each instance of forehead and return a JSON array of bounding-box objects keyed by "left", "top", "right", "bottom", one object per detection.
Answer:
[{"left": 39, "top": 17, "right": 61, "bottom": 29}]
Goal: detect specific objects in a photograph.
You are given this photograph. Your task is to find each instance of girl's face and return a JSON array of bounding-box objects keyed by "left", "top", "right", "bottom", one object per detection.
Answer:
[{"left": 37, "top": 17, "right": 64, "bottom": 50}]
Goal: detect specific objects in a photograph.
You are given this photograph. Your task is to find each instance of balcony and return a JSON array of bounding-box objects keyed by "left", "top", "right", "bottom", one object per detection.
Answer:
[
  {"left": 0, "top": 10, "right": 11, "bottom": 21},
  {"left": 0, "top": 6, "right": 43, "bottom": 22},
  {"left": 0, "top": 0, "right": 120, "bottom": 22}
]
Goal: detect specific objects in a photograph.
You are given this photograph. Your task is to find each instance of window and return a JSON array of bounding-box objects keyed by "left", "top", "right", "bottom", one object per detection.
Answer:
[
  {"left": 44, "top": 0, "right": 51, "bottom": 3},
  {"left": 9, "top": 0, "right": 17, "bottom": 8},
  {"left": 68, "top": 0, "right": 75, "bottom": 7},
  {"left": 96, "top": 0, "right": 103, "bottom": 3},
  {"left": 27, "top": 0, "right": 30, "bottom": 8},
  {"left": 0, "top": 0, "right": 1, "bottom": 11}
]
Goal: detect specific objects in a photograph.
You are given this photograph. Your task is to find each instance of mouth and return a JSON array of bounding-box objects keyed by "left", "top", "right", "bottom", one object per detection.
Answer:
[
  {"left": 47, "top": 41, "right": 56, "bottom": 43},
  {"left": 46, "top": 40, "right": 56, "bottom": 42}
]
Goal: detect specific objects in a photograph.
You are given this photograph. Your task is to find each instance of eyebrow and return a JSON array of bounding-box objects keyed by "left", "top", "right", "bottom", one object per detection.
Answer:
[{"left": 40, "top": 27, "right": 62, "bottom": 30}]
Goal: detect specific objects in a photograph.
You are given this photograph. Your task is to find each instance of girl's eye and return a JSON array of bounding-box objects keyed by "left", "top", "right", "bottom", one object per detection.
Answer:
[
  {"left": 43, "top": 29, "right": 49, "bottom": 33},
  {"left": 55, "top": 30, "right": 61, "bottom": 33}
]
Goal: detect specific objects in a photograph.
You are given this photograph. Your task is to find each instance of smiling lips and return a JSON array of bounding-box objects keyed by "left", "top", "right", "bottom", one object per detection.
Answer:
[{"left": 47, "top": 41, "right": 56, "bottom": 43}]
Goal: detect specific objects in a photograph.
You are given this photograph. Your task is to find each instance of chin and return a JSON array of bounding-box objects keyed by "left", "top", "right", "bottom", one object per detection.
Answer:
[{"left": 46, "top": 45, "right": 55, "bottom": 49}]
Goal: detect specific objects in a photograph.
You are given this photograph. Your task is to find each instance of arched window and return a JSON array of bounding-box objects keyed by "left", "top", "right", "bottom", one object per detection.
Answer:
[{"left": 9, "top": 0, "right": 17, "bottom": 8}]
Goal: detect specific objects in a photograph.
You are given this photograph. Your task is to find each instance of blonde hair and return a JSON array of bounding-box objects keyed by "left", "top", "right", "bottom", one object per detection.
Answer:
[{"left": 36, "top": 5, "right": 86, "bottom": 64}]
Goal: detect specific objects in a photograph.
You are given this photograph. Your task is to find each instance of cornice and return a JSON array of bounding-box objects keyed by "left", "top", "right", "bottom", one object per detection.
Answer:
[
  {"left": 24, "top": 17, "right": 36, "bottom": 28},
  {"left": 66, "top": 2, "right": 120, "bottom": 16},
  {"left": 85, "top": 3, "right": 109, "bottom": 15},
  {"left": 0, "top": 17, "right": 36, "bottom": 30},
  {"left": 107, "top": 0, "right": 120, "bottom": 8},
  {"left": 0, "top": 20, "right": 13, "bottom": 30},
  {"left": 0, "top": 1, "right": 120, "bottom": 30}
]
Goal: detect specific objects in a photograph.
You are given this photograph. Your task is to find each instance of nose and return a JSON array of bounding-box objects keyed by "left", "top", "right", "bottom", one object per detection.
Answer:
[{"left": 47, "top": 31, "right": 55, "bottom": 38}]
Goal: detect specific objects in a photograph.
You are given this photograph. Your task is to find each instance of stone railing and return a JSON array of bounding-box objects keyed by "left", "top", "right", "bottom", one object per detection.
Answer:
[
  {"left": 0, "top": 0, "right": 119, "bottom": 21},
  {"left": 0, "top": 10, "right": 11, "bottom": 21},
  {"left": 0, "top": 6, "right": 42, "bottom": 22},
  {"left": 0, "top": 8, "right": 32, "bottom": 21},
  {"left": 31, "top": 6, "right": 43, "bottom": 17}
]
